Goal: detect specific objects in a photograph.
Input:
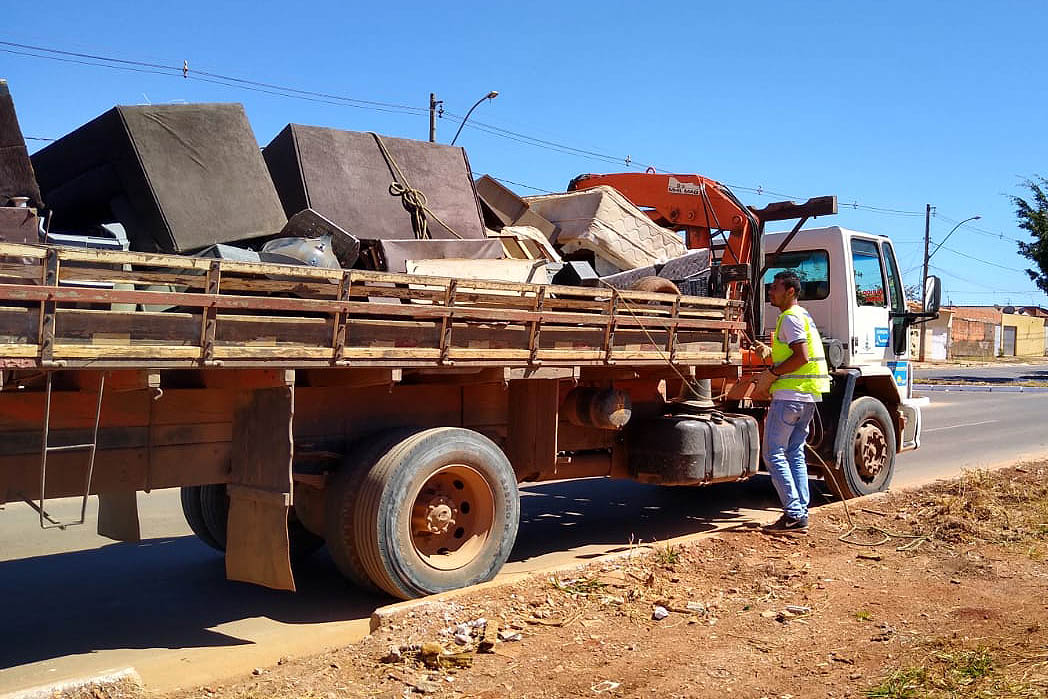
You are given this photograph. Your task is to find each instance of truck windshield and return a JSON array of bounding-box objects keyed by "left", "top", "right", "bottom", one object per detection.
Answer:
[{"left": 763, "top": 249, "right": 829, "bottom": 301}]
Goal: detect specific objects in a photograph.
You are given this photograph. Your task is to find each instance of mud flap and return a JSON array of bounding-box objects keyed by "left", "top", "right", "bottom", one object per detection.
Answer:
[
  {"left": 225, "top": 381, "right": 295, "bottom": 591},
  {"left": 97, "top": 490, "right": 141, "bottom": 542}
]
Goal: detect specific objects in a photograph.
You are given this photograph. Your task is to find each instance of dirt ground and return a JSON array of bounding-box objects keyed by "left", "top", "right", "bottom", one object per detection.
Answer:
[{"left": 74, "top": 464, "right": 1048, "bottom": 699}]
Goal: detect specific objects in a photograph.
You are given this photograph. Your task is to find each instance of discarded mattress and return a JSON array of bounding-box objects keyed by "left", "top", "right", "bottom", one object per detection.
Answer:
[
  {"left": 599, "top": 248, "right": 711, "bottom": 296},
  {"left": 474, "top": 174, "right": 556, "bottom": 238},
  {"left": 264, "top": 126, "right": 487, "bottom": 242},
  {"left": 362, "top": 238, "right": 504, "bottom": 273},
  {"left": 31, "top": 103, "right": 287, "bottom": 254},
  {"left": 406, "top": 258, "right": 549, "bottom": 285},
  {"left": 525, "top": 185, "right": 685, "bottom": 272},
  {"left": 0, "top": 80, "right": 42, "bottom": 210}
]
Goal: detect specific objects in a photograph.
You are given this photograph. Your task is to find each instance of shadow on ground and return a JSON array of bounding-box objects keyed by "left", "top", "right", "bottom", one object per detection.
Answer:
[{"left": 0, "top": 475, "right": 797, "bottom": 670}]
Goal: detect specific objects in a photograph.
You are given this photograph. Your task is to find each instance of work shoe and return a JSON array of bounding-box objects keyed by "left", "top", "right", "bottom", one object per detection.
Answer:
[{"left": 761, "top": 514, "right": 809, "bottom": 535}]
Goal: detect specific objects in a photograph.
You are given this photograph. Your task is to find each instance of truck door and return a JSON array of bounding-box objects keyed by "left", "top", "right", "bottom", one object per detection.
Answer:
[
  {"left": 881, "top": 241, "right": 911, "bottom": 396},
  {"left": 849, "top": 237, "right": 892, "bottom": 368}
]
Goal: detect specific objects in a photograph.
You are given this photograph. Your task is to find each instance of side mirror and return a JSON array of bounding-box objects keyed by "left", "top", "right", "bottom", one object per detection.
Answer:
[{"left": 924, "top": 275, "right": 941, "bottom": 315}]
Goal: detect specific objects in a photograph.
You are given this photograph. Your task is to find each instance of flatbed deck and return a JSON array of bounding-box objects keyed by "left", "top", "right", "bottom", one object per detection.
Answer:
[{"left": 0, "top": 243, "right": 743, "bottom": 371}]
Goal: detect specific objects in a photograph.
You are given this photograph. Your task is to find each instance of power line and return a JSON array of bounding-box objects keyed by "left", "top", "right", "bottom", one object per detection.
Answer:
[
  {"left": 485, "top": 174, "right": 554, "bottom": 194},
  {"left": 4, "top": 38, "right": 951, "bottom": 222},
  {"left": 935, "top": 245, "right": 1026, "bottom": 272},
  {"left": 934, "top": 212, "right": 1023, "bottom": 244}
]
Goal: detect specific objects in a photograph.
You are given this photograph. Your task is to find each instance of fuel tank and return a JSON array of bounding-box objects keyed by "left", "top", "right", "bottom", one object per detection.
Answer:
[{"left": 627, "top": 412, "right": 760, "bottom": 486}]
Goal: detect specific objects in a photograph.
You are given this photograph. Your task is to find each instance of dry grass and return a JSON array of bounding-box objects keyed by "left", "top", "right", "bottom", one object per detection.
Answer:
[
  {"left": 901, "top": 465, "right": 1048, "bottom": 548},
  {"left": 867, "top": 641, "right": 1048, "bottom": 698}
]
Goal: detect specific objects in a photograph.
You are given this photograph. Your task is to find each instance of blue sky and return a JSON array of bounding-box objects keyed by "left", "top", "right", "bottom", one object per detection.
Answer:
[{"left": 3, "top": 1, "right": 1045, "bottom": 306}]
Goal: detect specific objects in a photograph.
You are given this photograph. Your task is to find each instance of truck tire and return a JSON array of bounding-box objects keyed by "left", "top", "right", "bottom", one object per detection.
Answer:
[
  {"left": 198, "top": 483, "right": 324, "bottom": 561},
  {"left": 325, "top": 430, "right": 419, "bottom": 592},
  {"left": 199, "top": 484, "right": 230, "bottom": 548},
  {"left": 827, "top": 397, "right": 896, "bottom": 499},
  {"left": 180, "top": 485, "right": 223, "bottom": 552},
  {"left": 344, "top": 427, "right": 520, "bottom": 599}
]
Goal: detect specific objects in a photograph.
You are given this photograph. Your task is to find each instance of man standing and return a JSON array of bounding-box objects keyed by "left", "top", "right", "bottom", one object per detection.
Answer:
[{"left": 755, "top": 270, "right": 830, "bottom": 534}]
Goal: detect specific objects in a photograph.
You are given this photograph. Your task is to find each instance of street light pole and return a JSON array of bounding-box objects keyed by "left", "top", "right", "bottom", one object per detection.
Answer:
[
  {"left": 918, "top": 210, "right": 980, "bottom": 362},
  {"left": 920, "top": 204, "right": 933, "bottom": 362},
  {"left": 428, "top": 93, "right": 443, "bottom": 143},
  {"left": 450, "top": 91, "right": 498, "bottom": 146},
  {"left": 928, "top": 215, "right": 981, "bottom": 261}
]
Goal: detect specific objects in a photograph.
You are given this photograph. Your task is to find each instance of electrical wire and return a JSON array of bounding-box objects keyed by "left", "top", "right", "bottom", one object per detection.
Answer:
[{"left": 2, "top": 37, "right": 960, "bottom": 223}]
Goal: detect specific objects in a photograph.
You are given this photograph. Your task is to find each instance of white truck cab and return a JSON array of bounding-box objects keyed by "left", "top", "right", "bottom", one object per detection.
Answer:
[{"left": 760, "top": 226, "right": 938, "bottom": 496}]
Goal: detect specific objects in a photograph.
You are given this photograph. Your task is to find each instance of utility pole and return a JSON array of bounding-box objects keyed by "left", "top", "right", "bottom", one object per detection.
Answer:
[
  {"left": 428, "top": 93, "right": 442, "bottom": 143},
  {"left": 919, "top": 203, "right": 933, "bottom": 362}
]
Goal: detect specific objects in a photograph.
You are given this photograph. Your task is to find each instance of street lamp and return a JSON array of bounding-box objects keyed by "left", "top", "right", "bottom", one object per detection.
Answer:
[
  {"left": 928, "top": 215, "right": 981, "bottom": 261},
  {"left": 450, "top": 91, "right": 498, "bottom": 146},
  {"left": 918, "top": 212, "right": 980, "bottom": 362}
]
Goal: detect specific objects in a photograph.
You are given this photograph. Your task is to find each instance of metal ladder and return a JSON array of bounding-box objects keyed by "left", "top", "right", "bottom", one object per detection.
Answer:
[{"left": 28, "top": 372, "right": 106, "bottom": 529}]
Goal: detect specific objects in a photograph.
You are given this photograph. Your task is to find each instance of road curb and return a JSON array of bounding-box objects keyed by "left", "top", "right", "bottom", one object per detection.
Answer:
[
  {"left": 370, "top": 462, "right": 1039, "bottom": 634},
  {"left": 370, "top": 519, "right": 758, "bottom": 632},
  {"left": 0, "top": 667, "right": 141, "bottom": 699},
  {"left": 914, "top": 383, "right": 1048, "bottom": 393}
]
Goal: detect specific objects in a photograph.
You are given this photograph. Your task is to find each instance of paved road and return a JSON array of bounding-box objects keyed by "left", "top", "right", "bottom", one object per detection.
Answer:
[
  {"left": 2, "top": 388, "right": 1047, "bottom": 693},
  {"left": 914, "top": 360, "right": 1048, "bottom": 384}
]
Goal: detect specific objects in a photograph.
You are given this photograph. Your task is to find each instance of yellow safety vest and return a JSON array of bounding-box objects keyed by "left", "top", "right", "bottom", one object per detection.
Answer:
[{"left": 771, "top": 305, "right": 830, "bottom": 397}]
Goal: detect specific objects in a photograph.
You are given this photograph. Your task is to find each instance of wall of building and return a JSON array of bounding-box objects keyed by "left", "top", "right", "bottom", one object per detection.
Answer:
[
  {"left": 911, "top": 313, "right": 951, "bottom": 360},
  {"left": 1002, "top": 313, "right": 1045, "bottom": 357},
  {"left": 946, "top": 306, "right": 1002, "bottom": 324},
  {"left": 950, "top": 317, "right": 996, "bottom": 358}
]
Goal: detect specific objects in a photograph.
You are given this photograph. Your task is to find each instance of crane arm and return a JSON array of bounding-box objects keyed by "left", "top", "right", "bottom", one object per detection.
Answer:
[{"left": 567, "top": 172, "right": 755, "bottom": 266}]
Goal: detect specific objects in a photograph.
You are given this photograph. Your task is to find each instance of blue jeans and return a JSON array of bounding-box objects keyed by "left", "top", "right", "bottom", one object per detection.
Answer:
[{"left": 763, "top": 399, "right": 816, "bottom": 520}]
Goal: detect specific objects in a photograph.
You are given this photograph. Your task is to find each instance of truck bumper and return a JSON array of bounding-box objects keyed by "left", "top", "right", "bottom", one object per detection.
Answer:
[{"left": 899, "top": 396, "right": 929, "bottom": 451}]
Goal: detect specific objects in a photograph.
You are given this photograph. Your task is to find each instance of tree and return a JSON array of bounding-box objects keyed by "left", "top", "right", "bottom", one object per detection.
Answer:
[{"left": 1012, "top": 176, "right": 1048, "bottom": 294}]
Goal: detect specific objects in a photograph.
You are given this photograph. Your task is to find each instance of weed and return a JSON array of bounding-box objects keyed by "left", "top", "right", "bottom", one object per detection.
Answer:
[
  {"left": 866, "top": 647, "right": 998, "bottom": 698},
  {"left": 651, "top": 544, "right": 681, "bottom": 567},
  {"left": 549, "top": 575, "right": 606, "bottom": 597},
  {"left": 865, "top": 666, "right": 927, "bottom": 698},
  {"left": 945, "top": 648, "right": 993, "bottom": 682},
  {"left": 854, "top": 609, "right": 872, "bottom": 622}
]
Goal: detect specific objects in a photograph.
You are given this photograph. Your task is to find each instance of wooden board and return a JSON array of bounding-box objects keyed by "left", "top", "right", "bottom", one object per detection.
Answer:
[
  {"left": 506, "top": 379, "right": 559, "bottom": 479},
  {"left": 0, "top": 243, "right": 743, "bottom": 370},
  {"left": 225, "top": 383, "right": 296, "bottom": 592}
]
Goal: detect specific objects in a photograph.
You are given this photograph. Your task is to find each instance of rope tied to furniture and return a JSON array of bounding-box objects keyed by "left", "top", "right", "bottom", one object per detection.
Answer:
[{"left": 369, "top": 132, "right": 463, "bottom": 240}]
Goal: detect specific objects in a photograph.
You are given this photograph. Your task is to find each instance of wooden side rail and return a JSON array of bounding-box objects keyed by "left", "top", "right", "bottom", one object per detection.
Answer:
[{"left": 0, "top": 243, "right": 745, "bottom": 369}]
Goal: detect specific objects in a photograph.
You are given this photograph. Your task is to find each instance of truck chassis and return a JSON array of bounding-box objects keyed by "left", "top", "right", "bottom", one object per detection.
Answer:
[{"left": 0, "top": 242, "right": 751, "bottom": 597}]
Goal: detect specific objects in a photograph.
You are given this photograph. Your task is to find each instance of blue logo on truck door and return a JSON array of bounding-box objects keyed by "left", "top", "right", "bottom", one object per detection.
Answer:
[
  {"left": 875, "top": 327, "right": 890, "bottom": 347},
  {"left": 886, "top": 361, "right": 908, "bottom": 388}
]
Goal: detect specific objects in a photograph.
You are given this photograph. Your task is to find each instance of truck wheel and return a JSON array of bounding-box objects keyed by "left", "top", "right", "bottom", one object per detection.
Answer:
[
  {"left": 325, "top": 430, "right": 419, "bottom": 592},
  {"left": 200, "top": 484, "right": 231, "bottom": 548},
  {"left": 180, "top": 485, "right": 222, "bottom": 551},
  {"left": 347, "top": 427, "right": 520, "bottom": 599},
  {"left": 828, "top": 397, "right": 896, "bottom": 499},
  {"left": 198, "top": 483, "right": 323, "bottom": 560}
]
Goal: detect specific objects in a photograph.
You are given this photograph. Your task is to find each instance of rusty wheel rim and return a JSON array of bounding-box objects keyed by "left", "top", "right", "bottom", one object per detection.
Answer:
[
  {"left": 854, "top": 419, "right": 889, "bottom": 482},
  {"left": 409, "top": 464, "right": 495, "bottom": 571}
]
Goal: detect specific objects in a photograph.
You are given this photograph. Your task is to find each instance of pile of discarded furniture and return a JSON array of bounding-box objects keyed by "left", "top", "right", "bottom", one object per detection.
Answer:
[{"left": 0, "top": 86, "right": 711, "bottom": 299}]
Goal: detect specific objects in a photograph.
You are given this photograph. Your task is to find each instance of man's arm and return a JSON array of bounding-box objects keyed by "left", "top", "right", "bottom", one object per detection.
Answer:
[{"left": 771, "top": 340, "right": 809, "bottom": 376}]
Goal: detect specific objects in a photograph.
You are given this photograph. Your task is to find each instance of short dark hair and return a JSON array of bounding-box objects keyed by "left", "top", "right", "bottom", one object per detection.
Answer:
[{"left": 773, "top": 270, "right": 802, "bottom": 298}]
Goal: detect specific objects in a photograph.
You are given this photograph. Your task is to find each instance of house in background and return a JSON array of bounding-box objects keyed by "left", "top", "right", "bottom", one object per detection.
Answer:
[
  {"left": 944, "top": 306, "right": 1046, "bottom": 357},
  {"left": 909, "top": 302, "right": 953, "bottom": 360},
  {"left": 1018, "top": 306, "right": 1048, "bottom": 356}
]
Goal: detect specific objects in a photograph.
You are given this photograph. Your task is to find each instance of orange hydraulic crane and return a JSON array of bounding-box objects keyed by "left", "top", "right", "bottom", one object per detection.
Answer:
[
  {"left": 568, "top": 171, "right": 837, "bottom": 339},
  {"left": 569, "top": 172, "right": 758, "bottom": 267}
]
